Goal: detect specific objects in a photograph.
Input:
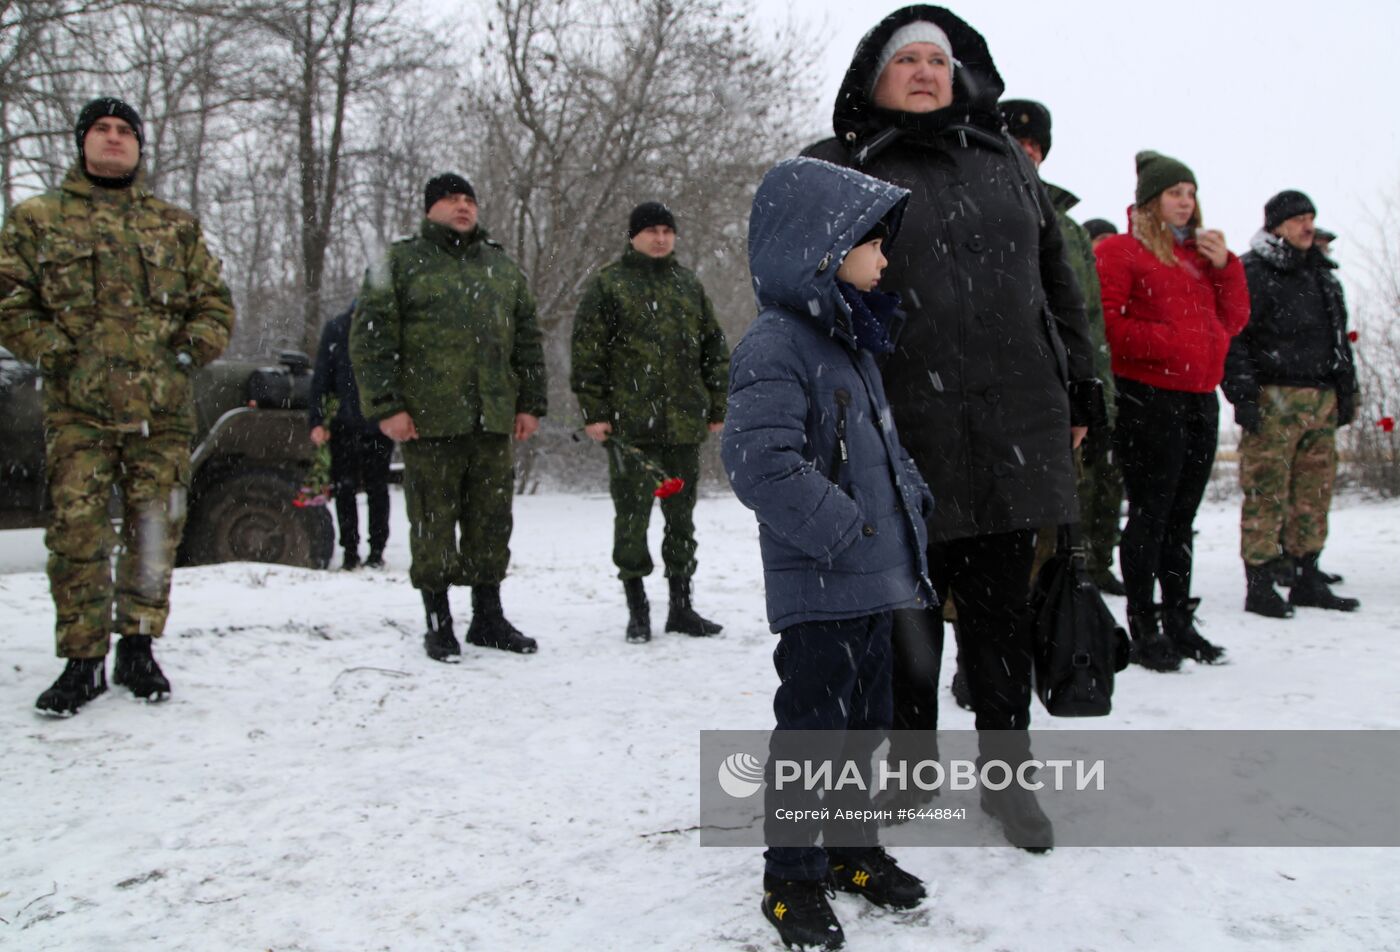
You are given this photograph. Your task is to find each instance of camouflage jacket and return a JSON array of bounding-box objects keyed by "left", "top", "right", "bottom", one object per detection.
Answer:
[
  {"left": 350, "top": 220, "right": 546, "bottom": 438},
  {"left": 570, "top": 248, "right": 728, "bottom": 445},
  {"left": 1047, "top": 183, "right": 1115, "bottom": 419},
  {"left": 0, "top": 165, "right": 234, "bottom": 430}
]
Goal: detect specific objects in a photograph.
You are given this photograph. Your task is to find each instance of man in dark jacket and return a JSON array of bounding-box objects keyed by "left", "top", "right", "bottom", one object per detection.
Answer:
[
  {"left": 803, "top": 6, "right": 1102, "bottom": 851},
  {"left": 309, "top": 300, "right": 393, "bottom": 570},
  {"left": 571, "top": 202, "right": 729, "bottom": 643},
  {"left": 1001, "top": 98, "right": 1124, "bottom": 595},
  {"left": 1224, "top": 190, "right": 1359, "bottom": 616},
  {"left": 351, "top": 173, "right": 547, "bottom": 661}
]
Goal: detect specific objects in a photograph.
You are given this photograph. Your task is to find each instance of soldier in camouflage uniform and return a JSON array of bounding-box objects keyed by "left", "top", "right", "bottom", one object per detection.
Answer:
[
  {"left": 351, "top": 173, "right": 546, "bottom": 661},
  {"left": 571, "top": 202, "right": 729, "bottom": 643},
  {"left": 1224, "top": 190, "right": 1360, "bottom": 617},
  {"left": 0, "top": 98, "right": 235, "bottom": 715}
]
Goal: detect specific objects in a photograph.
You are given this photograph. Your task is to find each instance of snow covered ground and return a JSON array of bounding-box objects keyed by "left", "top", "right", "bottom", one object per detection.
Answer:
[{"left": 2, "top": 489, "right": 1397, "bottom": 951}]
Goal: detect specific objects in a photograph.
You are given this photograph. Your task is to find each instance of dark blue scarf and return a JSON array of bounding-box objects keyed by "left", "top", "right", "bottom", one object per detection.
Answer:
[{"left": 837, "top": 280, "right": 900, "bottom": 354}]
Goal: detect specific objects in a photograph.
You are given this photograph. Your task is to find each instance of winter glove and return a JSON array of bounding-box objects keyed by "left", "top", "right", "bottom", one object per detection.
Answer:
[
  {"left": 1068, "top": 378, "right": 1107, "bottom": 430},
  {"left": 1234, "top": 399, "right": 1262, "bottom": 435},
  {"left": 1336, "top": 391, "right": 1356, "bottom": 428}
]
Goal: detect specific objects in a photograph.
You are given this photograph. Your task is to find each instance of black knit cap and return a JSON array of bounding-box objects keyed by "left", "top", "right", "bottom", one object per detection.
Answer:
[
  {"left": 628, "top": 201, "right": 677, "bottom": 238},
  {"left": 1135, "top": 150, "right": 1195, "bottom": 206},
  {"left": 1083, "top": 218, "right": 1118, "bottom": 240},
  {"left": 424, "top": 173, "right": 476, "bottom": 214},
  {"left": 75, "top": 97, "right": 144, "bottom": 156},
  {"left": 1264, "top": 190, "right": 1317, "bottom": 231},
  {"left": 1000, "top": 98, "right": 1051, "bottom": 159}
]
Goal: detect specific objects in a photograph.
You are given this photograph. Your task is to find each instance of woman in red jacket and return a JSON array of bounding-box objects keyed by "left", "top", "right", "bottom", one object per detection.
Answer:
[{"left": 1095, "top": 151, "right": 1250, "bottom": 671}]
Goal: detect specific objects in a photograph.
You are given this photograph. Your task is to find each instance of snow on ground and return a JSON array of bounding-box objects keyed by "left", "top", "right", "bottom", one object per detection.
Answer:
[{"left": 2, "top": 489, "right": 1397, "bottom": 951}]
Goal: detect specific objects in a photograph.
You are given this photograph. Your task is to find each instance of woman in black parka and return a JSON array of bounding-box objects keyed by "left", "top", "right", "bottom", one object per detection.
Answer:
[{"left": 805, "top": 5, "right": 1102, "bottom": 849}]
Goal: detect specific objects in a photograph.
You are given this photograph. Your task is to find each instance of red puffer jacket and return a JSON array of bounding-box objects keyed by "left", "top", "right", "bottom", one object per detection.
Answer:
[{"left": 1095, "top": 230, "right": 1250, "bottom": 393}]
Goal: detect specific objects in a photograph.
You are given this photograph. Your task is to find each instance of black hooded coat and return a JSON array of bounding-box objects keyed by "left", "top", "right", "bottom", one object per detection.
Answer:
[{"left": 804, "top": 5, "right": 1099, "bottom": 543}]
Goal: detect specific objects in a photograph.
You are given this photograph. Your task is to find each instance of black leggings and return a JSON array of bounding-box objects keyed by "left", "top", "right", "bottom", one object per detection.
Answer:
[{"left": 1113, "top": 377, "right": 1219, "bottom": 616}]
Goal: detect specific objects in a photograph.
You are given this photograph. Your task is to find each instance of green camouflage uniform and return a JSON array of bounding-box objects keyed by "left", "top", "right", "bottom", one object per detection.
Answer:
[
  {"left": 350, "top": 219, "right": 546, "bottom": 592},
  {"left": 570, "top": 247, "right": 728, "bottom": 580},
  {"left": 1048, "top": 184, "right": 1122, "bottom": 579},
  {"left": 0, "top": 165, "right": 234, "bottom": 658},
  {"left": 1238, "top": 386, "right": 1337, "bottom": 565}
]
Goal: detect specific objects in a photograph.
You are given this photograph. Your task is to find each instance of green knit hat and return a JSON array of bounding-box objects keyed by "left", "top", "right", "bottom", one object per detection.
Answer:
[{"left": 1135, "top": 150, "right": 1196, "bottom": 206}]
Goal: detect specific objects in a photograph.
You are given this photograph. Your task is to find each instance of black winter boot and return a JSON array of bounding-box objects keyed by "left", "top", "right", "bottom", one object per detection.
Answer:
[
  {"left": 467, "top": 585, "right": 538, "bottom": 653},
  {"left": 35, "top": 657, "right": 107, "bottom": 716},
  {"left": 623, "top": 578, "right": 651, "bottom": 644},
  {"left": 980, "top": 783, "right": 1055, "bottom": 853},
  {"left": 761, "top": 874, "right": 844, "bottom": 950},
  {"left": 1127, "top": 607, "right": 1182, "bottom": 672},
  {"left": 113, "top": 635, "right": 171, "bottom": 700},
  {"left": 1289, "top": 553, "right": 1360, "bottom": 612},
  {"left": 665, "top": 576, "right": 722, "bottom": 636},
  {"left": 1162, "top": 598, "right": 1226, "bottom": 664},
  {"left": 365, "top": 549, "right": 385, "bottom": 569},
  {"left": 1272, "top": 555, "right": 1342, "bottom": 587},
  {"left": 827, "top": 847, "right": 926, "bottom": 909},
  {"left": 342, "top": 549, "right": 361, "bottom": 571},
  {"left": 951, "top": 667, "right": 974, "bottom": 712},
  {"left": 1245, "top": 562, "right": 1294, "bottom": 618},
  {"left": 422, "top": 590, "right": 460, "bottom": 663}
]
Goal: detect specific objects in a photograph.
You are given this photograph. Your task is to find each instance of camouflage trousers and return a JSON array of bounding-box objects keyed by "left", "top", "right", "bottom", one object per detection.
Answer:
[
  {"left": 1239, "top": 386, "right": 1338, "bottom": 566},
  {"left": 1077, "top": 426, "right": 1124, "bottom": 576},
  {"left": 607, "top": 441, "right": 700, "bottom": 581},
  {"left": 401, "top": 431, "right": 514, "bottom": 592},
  {"left": 44, "top": 416, "right": 191, "bottom": 659}
]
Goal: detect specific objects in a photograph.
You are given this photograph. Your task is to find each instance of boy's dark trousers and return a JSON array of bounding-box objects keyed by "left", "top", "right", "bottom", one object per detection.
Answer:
[
  {"left": 764, "top": 612, "right": 893, "bottom": 881},
  {"left": 330, "top": 427, "right": 394, "bottom": 555}
]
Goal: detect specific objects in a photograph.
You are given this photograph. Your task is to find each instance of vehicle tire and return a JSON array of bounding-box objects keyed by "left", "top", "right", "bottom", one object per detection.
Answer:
[{"left": 180, "top": 469, "right": 333, "bottom": 569}]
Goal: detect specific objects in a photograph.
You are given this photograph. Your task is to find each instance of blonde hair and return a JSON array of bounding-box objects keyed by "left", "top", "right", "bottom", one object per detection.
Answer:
[{"left": 1131, "top": 195, "right": 1203, "bottom": 266}]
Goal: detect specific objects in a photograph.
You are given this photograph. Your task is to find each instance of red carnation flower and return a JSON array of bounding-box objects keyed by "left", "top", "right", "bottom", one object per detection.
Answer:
[
  {"left": 654, "top": 477, "right": 686, "bottom": 499},
  {"left": 1348, "top": 330, "right": 1359, "bottom": 342},
  {"left": 1379, "top": 417, "right": 1396, "bottom": 434}
]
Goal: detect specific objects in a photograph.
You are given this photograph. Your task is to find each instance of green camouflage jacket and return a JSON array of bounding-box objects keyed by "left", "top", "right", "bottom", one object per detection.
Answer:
[
  {"left": 0, "top": 164, "right": 234, "bottom": 430},
  {"left": 350, "top": 220, "right": 546, "bottom": 438},
  {"left": 1047, "top": 183, "right": 1115, "bottom": 419},
  {"left": 570, "top": 247, "right": 728, "bottom": 445}
]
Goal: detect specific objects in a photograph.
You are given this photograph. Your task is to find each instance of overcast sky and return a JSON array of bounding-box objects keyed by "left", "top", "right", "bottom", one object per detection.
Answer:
[{"left": 754, "top": 0, "right": 1399, "bottom": 296}]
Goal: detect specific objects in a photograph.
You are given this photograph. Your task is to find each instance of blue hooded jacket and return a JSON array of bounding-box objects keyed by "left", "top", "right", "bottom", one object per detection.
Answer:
[{"left": 723, "top": 158, "right": 935, "bottom": 632}]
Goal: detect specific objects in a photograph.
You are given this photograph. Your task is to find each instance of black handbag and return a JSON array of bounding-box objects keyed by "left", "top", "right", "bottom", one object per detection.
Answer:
[{"left": 1029, "top": 525, "right": 1131, "bottom": 717}]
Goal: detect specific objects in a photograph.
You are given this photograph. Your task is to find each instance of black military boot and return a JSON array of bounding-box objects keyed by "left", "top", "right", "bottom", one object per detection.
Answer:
[
  {"left": 1162, "top": 598, "right": 1226, "bottom": 664},
  {"left": 1127, "top": 607, "right": 1182, "bottom": 672},
  {"left": 951, "top": 667, "right": 974, "bottom": 711},
  {"left": 112, "top": 635, "right": 172, "bottom": 700},
  {"left": 761, "top": 874, "right": 844, "bottom": 950},
  {"left": 1245, "top": 562, "right": 1294, "bottom": 618},
  {"left": 1269, "top": 556, "right": 1295, "bottom": 588},
  {"left": 980, "top": 783, "right": 1055, "bottom": 853},
  {"left": 422, "top": 590, "right": 460, "bottom": 663},
  {"left": 665, "top": 576, "right": 722, "bottom": 636},
  {"left": 466, "top": 585, "right": 538, "bottom": 654},
  {"left": 623, "top": 578, "right": 651, "bottom": 644},
  {"left": 35, "top": 657, "right": 107, "bottom": 716},
  {"left": 827, "top": 847, "right": 926, "bottom": 909},
  {"left": 1289, "top": 553, "right": 1360, "bottom": 612}
]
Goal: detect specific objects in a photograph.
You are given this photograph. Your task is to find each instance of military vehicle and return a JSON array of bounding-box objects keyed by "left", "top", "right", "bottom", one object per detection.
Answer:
[{"left": 0, "top": 348, "right": 333, "bottom": 569}]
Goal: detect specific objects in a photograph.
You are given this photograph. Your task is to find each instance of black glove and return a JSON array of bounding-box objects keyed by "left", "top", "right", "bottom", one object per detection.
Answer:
[
  {"left": 1234, "top": 400, "right": 1262, "bottom": 435},
  {"left": 1337, "top": 391, "right": 1356, "bottom": 428},
  {"left": 1068, "top": 378, "right": 1107, "bottom": 430}
]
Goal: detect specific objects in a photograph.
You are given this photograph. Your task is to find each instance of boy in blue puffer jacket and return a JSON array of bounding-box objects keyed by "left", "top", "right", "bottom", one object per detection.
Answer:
[{"left": 723, "top": 157, "right": 935, "bottom": 951}]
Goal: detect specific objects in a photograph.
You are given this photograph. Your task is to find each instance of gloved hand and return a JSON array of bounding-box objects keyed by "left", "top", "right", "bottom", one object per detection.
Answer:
[
  {"left": 1337, "top": 391, "right": 1356, "bottom": 428},
  {"left": 1234, "top": 400, "right": 1262, "bottom": 435}
]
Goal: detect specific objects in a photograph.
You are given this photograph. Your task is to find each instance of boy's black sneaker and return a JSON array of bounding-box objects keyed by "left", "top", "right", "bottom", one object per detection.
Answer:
[
  {"left": 113, "top": 636, "right": 171, "bottom": 701},
  {"left": 827, "top": 847, "right": 926, "bottom": 909},
  {"left": 36, "top": 657, "right": 107, "bottom": 716},
  {"left": 761, "top": 875, "right": 844, "bottom": 950}
]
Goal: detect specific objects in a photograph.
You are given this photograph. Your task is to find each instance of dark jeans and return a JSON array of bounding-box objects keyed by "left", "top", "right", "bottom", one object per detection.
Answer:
[
  {"left": 764, "top": 612, "right": 893, "bottom": 881},
  {"left": 1113, "top": 377, "right": 1219, "bottom": 616},
  {"left": 330, "top": 427, "right": 394, "bottom": 554}
]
